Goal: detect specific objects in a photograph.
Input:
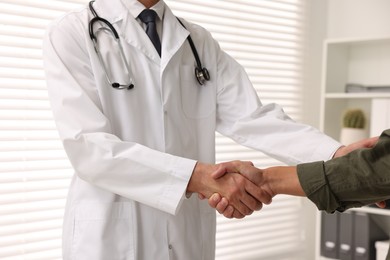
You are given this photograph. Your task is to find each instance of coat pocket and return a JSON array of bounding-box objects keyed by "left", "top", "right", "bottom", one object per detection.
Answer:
[
  {"left": 179, "top": 65, "right": 216, "bottom": 119},
  {"left": 71, "top": 202, "right": 134, "bottom": 260}
]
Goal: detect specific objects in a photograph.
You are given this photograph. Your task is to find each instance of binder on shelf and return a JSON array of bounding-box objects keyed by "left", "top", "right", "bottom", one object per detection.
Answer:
[
  {"left": 321, "top": 212, "right": 340, "bottom": 259},
  {"left": 339, "top": 211, "right": 354, "bottom": 260},
  {"left": 346, "top": 83, "right": 390, "bottom": 93},
  {"left": 353, "top": 212, "right": 388, "bottom": 260}
]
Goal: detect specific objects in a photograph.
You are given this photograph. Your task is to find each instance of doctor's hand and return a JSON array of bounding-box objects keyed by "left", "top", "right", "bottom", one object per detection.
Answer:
[
  {"left": 333, "top": 136, "right": 379, "bottom": 158},
  {"left": 187, "top": 161, "right": 272, "bottom": 218}
]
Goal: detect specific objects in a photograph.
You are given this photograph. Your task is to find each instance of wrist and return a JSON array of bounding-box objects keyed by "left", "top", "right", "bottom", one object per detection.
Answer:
[
  {"left": 187, "top": 162, "right": 202, "bottom": 193},
  {"left": 187, "top": 162, "right": 217, "bottom": 194},
  {"left": 263, "top": 166, "right": 304, "bottom": 196}
]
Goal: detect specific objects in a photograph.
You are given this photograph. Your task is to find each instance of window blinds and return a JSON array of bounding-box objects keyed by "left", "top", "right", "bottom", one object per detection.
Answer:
[
  {"left": 0, "top": 0, "right": 307, "bottom": 259},
  {"left": 0, "top": 1, "right": 85, "bottom": 259}
]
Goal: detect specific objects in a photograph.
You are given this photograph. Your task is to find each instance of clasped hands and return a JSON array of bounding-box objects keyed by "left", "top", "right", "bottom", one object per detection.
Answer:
[
  {"left": 187, "top": 160, "right": 274, "bottom": 219},
  {"left": 187, "top": 136, "right": 381, "bottom": 219}
]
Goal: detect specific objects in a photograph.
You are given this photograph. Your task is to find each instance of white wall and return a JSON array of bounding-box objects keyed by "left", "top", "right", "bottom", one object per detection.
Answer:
[
  {"left": 303, "top": 0, "right": 328, "bottom": 128},
  {"left": 327, "top": 0, "right": 390, "bottom": 39}
]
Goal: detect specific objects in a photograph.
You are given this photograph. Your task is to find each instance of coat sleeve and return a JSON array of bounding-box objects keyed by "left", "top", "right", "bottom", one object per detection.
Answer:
[
  {"left": 212, "top": 38, "right": 341, "bottom": 165},
  {"left": 297, "top": 129, "right": 390, "bottom": 213},
  {"left": 43, "top": 15, "right": 196, "bottom": 215}
]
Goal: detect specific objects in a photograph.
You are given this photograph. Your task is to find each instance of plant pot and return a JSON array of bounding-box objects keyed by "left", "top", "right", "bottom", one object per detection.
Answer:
[{"left": 339, "top": 127, "right": 368, "bottom": 145}]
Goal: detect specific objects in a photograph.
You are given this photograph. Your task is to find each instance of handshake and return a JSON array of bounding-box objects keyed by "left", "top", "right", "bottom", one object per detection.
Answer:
[
  {"left": 186, "top": 136, "right": 381, "bottom": 218},
  {"left": 186, "top": 160, "right": 302, "bottom": 219}
]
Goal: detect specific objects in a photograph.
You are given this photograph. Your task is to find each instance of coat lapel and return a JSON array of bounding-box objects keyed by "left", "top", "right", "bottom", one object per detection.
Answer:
[
  {"left": 119, "top": 14, "right": 161, "bottom": 64},
  {"left": 160, "top": 6, "right": 190, "bottom": 72},
  {"left": 91, "top": 0, "right": 190, "bottom": 69}
]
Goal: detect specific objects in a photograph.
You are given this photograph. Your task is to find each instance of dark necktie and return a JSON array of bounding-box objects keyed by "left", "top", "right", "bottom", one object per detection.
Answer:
[{"left": 138, "top": 9, "right": 161, "bottom": 56}]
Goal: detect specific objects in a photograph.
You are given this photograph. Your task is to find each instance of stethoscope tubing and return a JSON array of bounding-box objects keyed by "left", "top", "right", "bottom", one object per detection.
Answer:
[{"left": 88, "top": 0, "right": 210, "bottom": 89}]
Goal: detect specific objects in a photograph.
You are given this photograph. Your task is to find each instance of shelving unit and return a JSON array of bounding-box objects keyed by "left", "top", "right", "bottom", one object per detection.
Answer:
[
  {"left": 317, "top": 36, "right": 390, "bottom": 260},
  {"left": 319, "top": 36, "right": 390, "bottom": 140}
]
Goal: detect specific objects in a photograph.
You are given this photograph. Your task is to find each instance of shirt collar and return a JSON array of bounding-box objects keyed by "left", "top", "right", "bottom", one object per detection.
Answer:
[{"left": 122, "top": 0, "right": 165, "bottom": 21}]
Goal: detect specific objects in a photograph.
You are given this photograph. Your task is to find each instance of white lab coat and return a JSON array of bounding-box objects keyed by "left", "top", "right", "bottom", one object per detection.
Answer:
[{"left": 43, "top": 0, "right": 341, "bottom": 259}]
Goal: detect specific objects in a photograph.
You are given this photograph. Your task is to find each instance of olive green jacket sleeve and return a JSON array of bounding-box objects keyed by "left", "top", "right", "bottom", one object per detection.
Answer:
[{"left": 297, "top": 129, "right": 390, "bottom": 213}]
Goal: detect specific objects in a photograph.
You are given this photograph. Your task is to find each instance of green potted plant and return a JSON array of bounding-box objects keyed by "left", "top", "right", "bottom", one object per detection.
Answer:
[{"left": 339, "top": 108, "right": 368, "bottom": 145}]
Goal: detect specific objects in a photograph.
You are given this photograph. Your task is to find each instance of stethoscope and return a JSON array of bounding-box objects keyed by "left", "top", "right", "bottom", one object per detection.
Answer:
[{"left": 88, "top": 0, "right": 210, "bottom": 90}]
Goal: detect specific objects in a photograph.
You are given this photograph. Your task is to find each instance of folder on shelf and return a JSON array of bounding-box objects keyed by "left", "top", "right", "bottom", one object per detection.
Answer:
[
  {"left": 345, "top": 83, "right": 390, "bottom": 93},
  {"left": 321, "top": 212, "right": 340, "bottom": 259},
  {"left": 353, "top": 212, "right": 388, "bottom": 260},
  {"left": 339, "top": 211, "right": 354, "bottom": 260}
]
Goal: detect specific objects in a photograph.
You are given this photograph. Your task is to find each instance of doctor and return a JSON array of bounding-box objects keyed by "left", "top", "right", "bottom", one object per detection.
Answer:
[{"left": 43, "top": 0, "right": 361, "bottom": 259}]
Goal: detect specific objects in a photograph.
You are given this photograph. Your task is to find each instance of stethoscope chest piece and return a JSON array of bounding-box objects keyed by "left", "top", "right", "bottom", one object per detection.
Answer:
[{"left": 195, "top": 67, "right": 210, "bottom": 85}]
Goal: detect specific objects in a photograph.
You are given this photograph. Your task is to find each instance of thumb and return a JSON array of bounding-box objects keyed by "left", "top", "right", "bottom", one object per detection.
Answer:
[{"left": 211, "top": 164, "right": 226, "bottom": 179}]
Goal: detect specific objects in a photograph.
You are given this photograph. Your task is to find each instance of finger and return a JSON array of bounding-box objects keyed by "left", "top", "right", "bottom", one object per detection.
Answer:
[
  {"left": 208, "top": 193, "right": 222, "bottom": 208},
  {"left": 335, "top": 136, "right": 380, "bottom": 157},
  {"left": 245, "top": 182, "right": 273, "bottom": 205},
  {"left": 243, "top": 161, "right": 254, "bottom": 167},
  {"left": 232, "top": 209, "right": 245, "bottom": 219},
  {"left": 236, "top": 164, "right": 263, "bottom": 185},
  {"left": 215, "top": 160, "right": 252, "bottom": 178},
  {"left": 376, "top": 201, "right": 386, "bottom": 208},
  {"left": 211, "top": 164, "right": 227, "bottom": 179},
  {"left": 369, "top": 136, "right": 379, "bottom": 146},
  {"left": 235, "top": 199, "right": 254, "bottom": 216},
  {"left": 198, "top": 193, "right": 206, "bottom": 200},
  {"left": 236, "top": 160, "right": 254, "bottom": 167},
  {"left": 216, "top": 197, "right": 229, "bottom": 214},
  {"left": 238, "top": 190, "right": 263, "bottom": 212},
  {"left": 362, "top": 136, "right": 379, "bottom": 148},
  {"left": 222, "top": 205, "right": 234, "bottom": 218},
  {"left": 228, "top": 196, "right": 253, "bottom": 216},
  {"left": 225, "top": 176, "right": 259, "bottom": 215}
]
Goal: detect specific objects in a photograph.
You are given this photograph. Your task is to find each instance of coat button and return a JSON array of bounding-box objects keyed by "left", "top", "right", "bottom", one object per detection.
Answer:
[{"left": 168, "top": 245, "right": 172, "bottom": 250}]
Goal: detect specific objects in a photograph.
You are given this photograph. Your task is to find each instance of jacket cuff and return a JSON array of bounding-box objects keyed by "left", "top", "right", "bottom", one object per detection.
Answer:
[
  {"left": 297, "top": 161, "right": 341, "bottom": 213},
  {"left": 158, "top": 157, "right": 197, "bottom": 215}
]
